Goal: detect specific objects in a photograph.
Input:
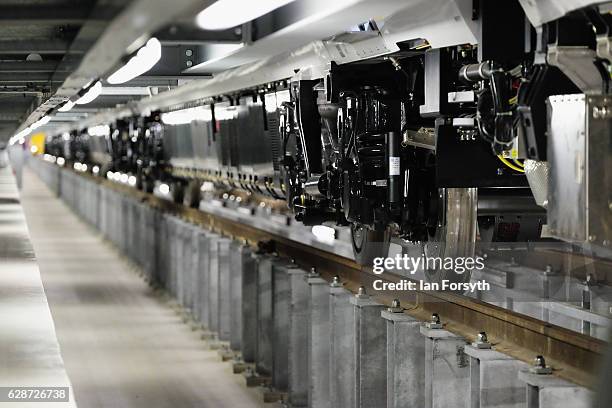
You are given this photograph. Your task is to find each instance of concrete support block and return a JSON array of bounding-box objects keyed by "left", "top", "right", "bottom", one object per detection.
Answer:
[
  {"left": 169, "top": 217, "right": 180, "bottom": 299},
  {"left": 272, "top": 263, "right": 292, "bottom": 392},
  {"left": 229, "top": 242, "right": 252, "bottom": 352},
  {"left": 287, "top": 267, "right": 308, "bottom": 407},
  {"left": 518, "top": 371, "right": 593, "bottom": 408},
  {"left": 156, "top": 215, "right": 171, "bottom": 289},
  {"left": 256, "top": 255, "right": 275, "bottom": 377},
  {"left": 329, "top": 285, "right": 355, "bottom": 408},
  {"left": 207, "top": 233, "right": 220, "bottom": 332},
  {"left": 241, "top": 250, "right": 258, "bottom": 363},
  {"left": 382, "top": 311, "right": 425, "bottom": 408},
  {"left": 307, "top": 275, "right": 330, "bottom": 408},
  {"left": 350, "top": 295, "right": 387, "bottom": 408},
  {"left": 175, "top": 220, "right": 186, "bottom": 306},
  {"left": 217, "top": 238, "right": 232, "bottom": 341},
  {"left": 180, "top": 223, "right": 197, "bottom": 313},
  {"left": 420, "top": 326, "right": 469, "bottom": 408},
  {"left": 464, "top": 345, "right": 528, "bottom": 408}
]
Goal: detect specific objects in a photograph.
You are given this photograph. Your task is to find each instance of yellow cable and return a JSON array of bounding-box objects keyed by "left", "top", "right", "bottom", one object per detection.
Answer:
[
  {"left": 513, "top": 158, "right": 524, "bottom": 168},
  {"left": 497, "top": 155, "right": 525, "bottom": 173}
]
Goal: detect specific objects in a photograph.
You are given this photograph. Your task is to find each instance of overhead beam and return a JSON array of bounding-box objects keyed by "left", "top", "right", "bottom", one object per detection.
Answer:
[
  {"left": 0, "top": 72, "right": 68, "bottom": 83},
  {"left": 156, "top": 25, "right": 243, "bottom": 45},
  {"left": 0, "top": 61, "right": 64, "bottom": 73},
  {"left": 0, "top": 39, "right": 72, "bottom": 54},
  {"left": 0, "top": 5, "right": 93, "bottom": 24}
]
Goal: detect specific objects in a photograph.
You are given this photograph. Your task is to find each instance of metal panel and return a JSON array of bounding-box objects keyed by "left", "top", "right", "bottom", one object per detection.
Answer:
[{"left": 547, "top": 94, "right": 612, "bottom": 247}]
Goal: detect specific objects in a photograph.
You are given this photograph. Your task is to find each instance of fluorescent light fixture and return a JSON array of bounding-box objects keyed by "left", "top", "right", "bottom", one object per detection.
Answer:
[
  {"left": 107, "top": 38, "right": 162, "bottom": 85},
  {"left": 30, "top": 115, "right": 51, "bottom": 130},
  {"left": 196, "top": 0, "right": 296, "bottom": 30},
  {"left": 161, "top": 106, "right": 212, "bottom": 125},
  {"left": 76, "top": 81, "right": 102, "bottom": 105},
  {"left": 92, "top": 166, "right": 100, "bottom": 175},
  {"left": 58, "top": 100, "right": 75, "bottom": 112},
  {"left": 57, "top": 157, "right": 65, "bottom": 166},
  {"left": 8, "top": 126, "right": 33, "bottom": 145},
  {"left": 311, "top": 225, "right": 336, "bottom": 244},
  {"left": 100, "top": 87, "right": 151, "bottom": 96},
  {"left": 88, "top": 125, "right": 110, "bottom": 137},
  {"left": 128, "top": 175, "right": 137, "bottom": 186}
]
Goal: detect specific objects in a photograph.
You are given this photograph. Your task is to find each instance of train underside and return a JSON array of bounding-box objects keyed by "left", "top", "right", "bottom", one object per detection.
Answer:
[{"left": 45, "top": 0, "right": 612, "bottom": 284}]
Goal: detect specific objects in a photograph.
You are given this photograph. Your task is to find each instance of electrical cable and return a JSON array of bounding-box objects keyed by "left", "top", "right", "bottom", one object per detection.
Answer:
[{"left": 497, "top": 155, "right": 525, "bottom": 173}]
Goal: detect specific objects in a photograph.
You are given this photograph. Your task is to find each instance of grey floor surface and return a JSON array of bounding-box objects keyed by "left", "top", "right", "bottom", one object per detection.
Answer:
[{"left": 19, "top": 167, "right": 267, "bottom": 408}]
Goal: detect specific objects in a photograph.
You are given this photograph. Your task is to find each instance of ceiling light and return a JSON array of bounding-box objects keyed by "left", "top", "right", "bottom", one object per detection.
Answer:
[
  {"left": 76, "top": 81, "right": 102, "bottom": 105},
  {"left": 58, "top": 100, "right": 75, "bottom": 112},
  {"left": 196, "top": 0, "right": 296, "bottom": 30},
  {"left": 161, "top": 106, "right": 212, "bottom": 125},
  {"left": 107, "top": 37, "right": 162, "bottom": 84}
]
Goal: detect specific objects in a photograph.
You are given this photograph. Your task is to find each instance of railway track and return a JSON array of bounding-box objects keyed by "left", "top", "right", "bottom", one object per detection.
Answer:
[{"left": 50, "top": 164, "right": 606, "bottom": 391}]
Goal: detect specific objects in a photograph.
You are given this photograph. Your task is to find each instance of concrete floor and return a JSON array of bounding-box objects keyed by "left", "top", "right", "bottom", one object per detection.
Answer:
[{"left": 19, "top": 167, "right": 267, "bottom": 408}]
